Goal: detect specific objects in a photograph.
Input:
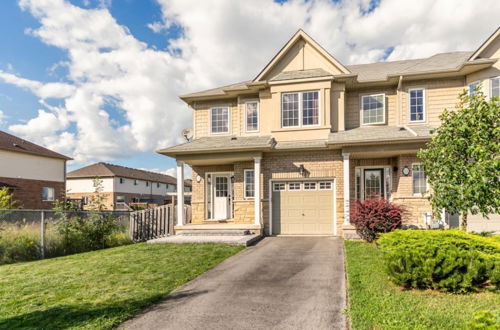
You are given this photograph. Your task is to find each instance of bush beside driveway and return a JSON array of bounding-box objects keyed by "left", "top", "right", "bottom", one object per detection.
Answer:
[
  {"left": 0, "top": 242, "right": 243, "bottom": 329},
  {"left": 344, "top": 240, "right": 500, "bottom": 329}
]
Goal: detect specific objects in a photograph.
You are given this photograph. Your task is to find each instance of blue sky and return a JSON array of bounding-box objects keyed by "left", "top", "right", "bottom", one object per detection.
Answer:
[{"left": 0, "top": 0, "right": 498, "bottom": 176}]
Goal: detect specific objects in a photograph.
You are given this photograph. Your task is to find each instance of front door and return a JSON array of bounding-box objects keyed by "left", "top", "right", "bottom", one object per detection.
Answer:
[
  {"left": 364, "top": 169, "right": 384, "bottom": 199},
  {"left": 213, "top": 175, "right": 231, "bottom": 220}
]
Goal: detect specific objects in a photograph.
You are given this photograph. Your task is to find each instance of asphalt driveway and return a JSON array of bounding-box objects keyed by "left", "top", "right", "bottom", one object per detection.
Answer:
[{"left": 121, "top": 237, "right": 346, "bottom": 330}]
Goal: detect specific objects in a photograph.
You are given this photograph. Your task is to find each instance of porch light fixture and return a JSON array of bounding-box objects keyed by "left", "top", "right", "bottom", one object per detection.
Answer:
[
  {"left": 402, "top": 166, "right": 410, "bottom": 176},
  {"left": 231, "top": 176, "right": 235, "bottom": 183},
  {"left": 196, "top": 175, "right": 201, "bottom": 183},
  {"left": 393, "top": 166, "right": 398, "bottom": 173},
  {"left": 299, "top": 164, "right": 305, "bottom": 176}
]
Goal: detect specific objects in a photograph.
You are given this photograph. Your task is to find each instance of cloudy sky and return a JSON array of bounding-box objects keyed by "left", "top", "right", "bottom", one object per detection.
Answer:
[{"left": 0, "top": 0, "right": 498, "bottom": 176}]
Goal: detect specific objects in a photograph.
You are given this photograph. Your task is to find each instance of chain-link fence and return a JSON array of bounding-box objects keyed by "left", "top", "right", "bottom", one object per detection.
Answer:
[{"left": 0, "top": 209, "right": 131, "bottom": 264}]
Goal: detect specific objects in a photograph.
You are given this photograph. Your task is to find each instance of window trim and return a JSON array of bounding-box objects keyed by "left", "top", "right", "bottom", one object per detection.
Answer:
[
  {"left": 319, "top": 181, "right": 332, "bottom": 190},
  {"left": 288, "top": 182, "right": 302, "bottom": 191},
  {"left": 209, "top": 106, "right": 231, "bottom": 135},
  {"left": 360, "top": 93, "right": 386, "bottom": 125},
  {"left": 281, "top": 90, "right": 321, "bottom": 128},
  {"left": 42, "top": 187, "right": 55, "bottom": 202},
  {"left": 119, "top": 178, "right": 125, "bottom": 184},
  {"left": 243, "top": 169, "right": 255, "bottom": 199},
  {"left": 354, "top": 165, "right": 392, "bottom": 200},
  {"left": 304, "top": 182, "right": 317, "bottom": 190},
  {"left": 490, "top": 76, "right": 500, "bottom": 100},
  {"left": 411, "top": 163, "right": 428, "bottom": 196},
  {"left": 273, "top": 182, "right": 286, "bottom": 191},
  {"left": 244, "top": 101, "right": 259, "bottom": 133},
  {"left": 407, "top": 87, "right": 426, "bottom": 123}
]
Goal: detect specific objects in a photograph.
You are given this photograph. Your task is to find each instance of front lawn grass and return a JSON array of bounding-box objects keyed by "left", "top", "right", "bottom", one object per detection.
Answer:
[
  {"left": 0, "top": 242, "right": 244, "bottom": 329},
  {"left": 344, "top": 240, "right": 500, "bottom": 330}
]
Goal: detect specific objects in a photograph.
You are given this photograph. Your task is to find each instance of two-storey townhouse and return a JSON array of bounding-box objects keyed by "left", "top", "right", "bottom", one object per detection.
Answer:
[
  {"left": 0, "top": 130, "right": 71, "bottom": 209},
  {"left": 159, "top": 28, "right": 500, "bottom": 237},
  {"left": 66, "top": 162, "right": 192, "bottom": 210}
]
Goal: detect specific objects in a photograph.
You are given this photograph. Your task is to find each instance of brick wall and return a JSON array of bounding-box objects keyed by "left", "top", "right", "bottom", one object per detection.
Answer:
[{"left": 0, "top": 177, "right": 65, "bottom": 209}]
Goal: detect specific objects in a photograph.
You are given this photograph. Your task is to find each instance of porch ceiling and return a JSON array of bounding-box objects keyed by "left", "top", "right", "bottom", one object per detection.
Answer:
[{"left": 176, "top": 151, "right": 262, "bottom": 166}]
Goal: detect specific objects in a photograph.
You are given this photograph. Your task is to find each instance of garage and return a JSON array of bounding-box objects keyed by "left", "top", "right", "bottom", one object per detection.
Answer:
[{"left": 271, "top": 180, "right": 335, "bottom": 235}]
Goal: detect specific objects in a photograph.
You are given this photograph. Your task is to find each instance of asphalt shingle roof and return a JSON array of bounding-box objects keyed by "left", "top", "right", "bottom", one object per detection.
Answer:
[
  {"left": 328, "top": 125, "right": 433, "bottom": 144},
  {"left": 270, "top": 68, "right": 332, "bottom": 81},
  {"left": 0, "top": 130, "right": 71, "bottom": 160}
]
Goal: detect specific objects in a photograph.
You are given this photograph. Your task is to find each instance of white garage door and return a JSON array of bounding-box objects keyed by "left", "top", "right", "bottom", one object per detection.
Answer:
[{"left": 271, "top": 180, "right": 334, "bottom": 235}]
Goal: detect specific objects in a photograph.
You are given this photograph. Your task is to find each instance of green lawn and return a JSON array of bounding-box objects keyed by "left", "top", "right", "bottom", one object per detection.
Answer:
[
  {"left": 344, "top": 240, "right": 500, "bottom": 330},
  {"left": 0, "top": 242, "right": 244, "bottom": 329}
]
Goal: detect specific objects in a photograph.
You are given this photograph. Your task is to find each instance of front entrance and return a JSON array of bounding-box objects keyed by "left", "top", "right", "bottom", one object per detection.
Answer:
[
  {"left": 207, "top": 173, "right": 233, "bottom": 220},
  {"left": 355, "top": 166, "right": 391, "bottom": 200},
  {"left": 271, "top": 180, "right": 335, "bottom": 235},
  {"left": 364, "top": 169, "right": 384, "bottom": 199}
]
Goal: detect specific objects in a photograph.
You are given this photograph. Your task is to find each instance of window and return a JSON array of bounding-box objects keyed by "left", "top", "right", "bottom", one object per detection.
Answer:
[
  {"left": 319, "top": 182, "right": 332, "bottom": 190},
  {"left": 146, "top": 181, "right": 149, "bottom": 187},
  {"left": 211, "top": 107, "right": 229, "bottom": 134},
  {"left": 288, "top": 182, "right": 301, "bottom": 190},
  {"left": 82, "top": 196, "right": 88, "bottom": 205},
  {"left": 116, "top": 196, "right": 125, "bottom": 203},
  {"left": 245, "top": 101, "right": 259, "bottom": 132},
  {"left": 157, "top": 182, "right": 160, "bottom": 188},
  {"left": 491, "top": 77, "right": 499, "bottom": 100},
  {"left": 355, "top": 168, "right": 361, "bottom": 199},
  {"left": 119, "top": 178, "right": 125, "bottom": 184},
  {"left": 361, "top": 94, "right": 385, "bottom": 124},
  {"left": 134, "top": 180, "right": 138, "bottom": 185},
  {"left": 304, "top": 182, "right": 316, "bottom": 190},
  {"left": 244, "top": 169, "right": 255, "bottom": 198},
  {"left": 166, "top": 184, "right": 169, "bottom": 190},
  {"left": 273, "top": 183, "right": 285, "bottom": 191},
  {"left": 412, "top": 164, "right": 427, "bottom": 195},
  {"left": 42, "top": 187, "right": 55, "bottom": 201},
  {"left": 281, "top": 91, "right": 319, "bottom": 127},
  {"left": 469, "top": 81, "right": 480, "bottom": 95},
  {"left": 408, "top": 88, "right": 425, "bottom": 122}
]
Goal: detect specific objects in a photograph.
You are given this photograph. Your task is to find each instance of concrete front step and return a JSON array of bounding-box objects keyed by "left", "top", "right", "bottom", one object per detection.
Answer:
[
  {"left": 176, "top": 229, "right": 254, "bottom": 236},
  {"left": 147, "top": 234, "right": 262, "bottom": 246}
]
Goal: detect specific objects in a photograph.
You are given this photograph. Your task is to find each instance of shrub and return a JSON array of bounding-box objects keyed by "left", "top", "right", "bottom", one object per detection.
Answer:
[
  {"left": 379, "top": 230, "right": 500, "bottom": 293},
  {"left": 350, "top": 198, "right": 405, "bottom": 242},
  {"left": 466, "top": 311, "right": 499, "bottom": 329},
  {"left": 0, "top": 226, "right": 41, "bottom": 264}
]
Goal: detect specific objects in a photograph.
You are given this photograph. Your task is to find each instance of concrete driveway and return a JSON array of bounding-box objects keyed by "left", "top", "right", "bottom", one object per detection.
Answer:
[{"left": 121, "top": 237, "right": 346, "bottom": 330}]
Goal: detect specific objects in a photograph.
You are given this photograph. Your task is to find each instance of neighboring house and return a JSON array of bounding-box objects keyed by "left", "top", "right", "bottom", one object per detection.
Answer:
[
  {"left": 158, "top": 28, "right": 500, "bottom": 237},
  {"left": 66, "top": 162, "right": 192, "bottom": 210},
  {"left": 0, "top": 130, "right": 71, "bottom": 209}
]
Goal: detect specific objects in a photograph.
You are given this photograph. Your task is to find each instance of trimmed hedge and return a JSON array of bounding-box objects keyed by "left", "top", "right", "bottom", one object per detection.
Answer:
[{"left": 379, "top": 230, "right": 500, "bottom": 293}]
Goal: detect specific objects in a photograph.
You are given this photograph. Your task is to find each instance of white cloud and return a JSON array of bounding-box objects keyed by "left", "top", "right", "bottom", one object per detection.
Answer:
[
  {"left": 141, "top": 165, "right": 192, "bottom": 180},
  {"left": 0, "top": 110, "right": 5, "bottom": 125},
  {"left": 2, "top": 0, "right": 499, "bottom": 167}
]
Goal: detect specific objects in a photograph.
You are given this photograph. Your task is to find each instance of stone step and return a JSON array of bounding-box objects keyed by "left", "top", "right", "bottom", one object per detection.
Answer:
[{"left": 175, "top": 229, "right": 254, "bottom": 236}]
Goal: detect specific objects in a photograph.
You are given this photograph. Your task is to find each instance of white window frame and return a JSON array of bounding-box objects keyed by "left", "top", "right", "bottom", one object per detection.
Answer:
[
  {"left": 273, "top": 182, "right": 286, "bottom": 191},
  {"left": 411, "top": 163, "right": 428, "bottom": 196},
  {"left": 490, "top": 76, "right": 500, "bottom": 100},
  {"left": 288, "top": 182, "right": 302, "bottom": 191},
  {"left": 360, "top": 93, "right": 386, "bottom": 125},
  {"left": 281, "top": 90, "right": 320, "bottom": 128},
  {"left": 119, "top": 178, "right": 125, "bottom": 184},
  {"left": 319, "top": 182, "right": 332, "bottom": 190},
  {"left": 408, "top": 88, "right": 426, "bottom": 123},
  {"left": 42, "top": 187, "right": 55, "bottom": 202},
  {"left": 244, "top": 101, "right": 259, "bottom": 133},
  {"left": 304, "top": 182, "right": 317, "bottom": 190},
  {"left": 244, "top": 169, "right": 255, "bottom": 199},
  {"left": 468, "top": 81, "right": 480, "bottom": 95},
  {"left": 354, "top": 165, "right": 392, "bottom": 200},
  {"left": 210, "top": 106, "right": 231, "bottom": 135}
]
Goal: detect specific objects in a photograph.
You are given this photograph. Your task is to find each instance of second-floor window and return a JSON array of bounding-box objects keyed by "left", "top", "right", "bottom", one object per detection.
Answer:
[
  {"left": 245, "top": 101, "right": 259, "bottom": 132},
  {"left": 119, "top": 178, "right": 125, "bottom": 184},
  {"left": 409, "top": 88, "right": 425, "bottom": 122},
  {"left": 491, "top": 77, "right": 499, "bottom": 100},
  {"left": 211, "top": 107, "right": 229, "bottom": 134},
  {"left": 281, "top": 91, "right": 319, "bottom": 128},
  {"left": 361, "top": 94, "right": 385, "bottom": 125}
]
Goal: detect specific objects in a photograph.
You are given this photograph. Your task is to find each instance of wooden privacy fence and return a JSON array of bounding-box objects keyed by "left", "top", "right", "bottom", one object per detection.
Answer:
[{"left": 130, "top": 204, "right": 191, "bottom": 241}]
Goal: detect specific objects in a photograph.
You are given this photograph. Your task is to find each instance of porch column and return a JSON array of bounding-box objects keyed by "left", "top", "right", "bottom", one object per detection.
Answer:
[
  {"left": 343, "top": 153, "right": 350, "bottom": 225},
  {"left": 176, "top": 160, "right": 185, "bottom": 226},
  {"left": 254, "top": 156, "right": 262, "bottom": 226}
]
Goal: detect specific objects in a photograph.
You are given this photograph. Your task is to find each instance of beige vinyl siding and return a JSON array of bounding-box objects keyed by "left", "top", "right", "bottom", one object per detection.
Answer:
[
  {"left": 401, "top": 78, "right": 464, "bottom": 126},
  {"left": 345, "top": 88, "right": 397, "bottom": 129}
]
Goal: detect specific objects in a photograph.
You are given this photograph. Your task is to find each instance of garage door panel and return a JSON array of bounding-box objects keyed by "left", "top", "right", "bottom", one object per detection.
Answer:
[{"left": 272, "top": 180, "right": 334, "bottom": 235}]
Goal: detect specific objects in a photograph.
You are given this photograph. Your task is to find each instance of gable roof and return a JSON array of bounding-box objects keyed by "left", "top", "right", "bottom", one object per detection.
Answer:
[
  {"left": 67, "top": 162, "right": 179, "bottom": 185},
  {"left": 469, "top": 26, "right": 500, "bottom": 61},
  {"left": 0, "top": 130, "right": 72, "bottom": 160},
  {"left": 254, "top": 29, "right": 350, "bottom": 82},
  {"left": 269, "top": 68, "right": 333, "bottom": 82}
]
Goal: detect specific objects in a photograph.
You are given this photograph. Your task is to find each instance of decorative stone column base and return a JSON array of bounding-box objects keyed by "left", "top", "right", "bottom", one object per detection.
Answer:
[{"left": 342, "top": 224, "right": 361, "bottom": 240}]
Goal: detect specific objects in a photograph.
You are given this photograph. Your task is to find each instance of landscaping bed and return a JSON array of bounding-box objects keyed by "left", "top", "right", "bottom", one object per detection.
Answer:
[
  {"left": 344, "top": 240, "right": 500, "bottom": 329},
  {"left": 0, "top": 242, "right": 244, "bottom": 329}
]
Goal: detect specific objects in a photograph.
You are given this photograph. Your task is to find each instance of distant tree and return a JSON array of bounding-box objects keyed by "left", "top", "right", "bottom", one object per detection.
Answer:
[
  {"left": 418, "top": 87, "right": 500, "bottom": 230},
  {"left": 0, "top": 187, "right": 19, "bottom": 209}
]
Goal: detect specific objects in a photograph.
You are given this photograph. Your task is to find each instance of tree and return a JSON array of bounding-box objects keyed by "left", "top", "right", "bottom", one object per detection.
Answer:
[
  {"left": 418, "top": 87, "right": 500, "bottom": 230},
  {"left": 0, "top": 187, "right": 19, "bottom": 209}
]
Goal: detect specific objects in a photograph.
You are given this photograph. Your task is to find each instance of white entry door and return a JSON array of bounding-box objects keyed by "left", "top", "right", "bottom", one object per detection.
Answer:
[{"left": 213, "top": 175, "right": 231, "bottom": 220}]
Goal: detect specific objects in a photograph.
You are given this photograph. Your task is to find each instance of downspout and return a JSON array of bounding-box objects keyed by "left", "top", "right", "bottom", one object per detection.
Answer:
[{"left": 397, "top": 75, "right": 403, "bottom": 126}]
